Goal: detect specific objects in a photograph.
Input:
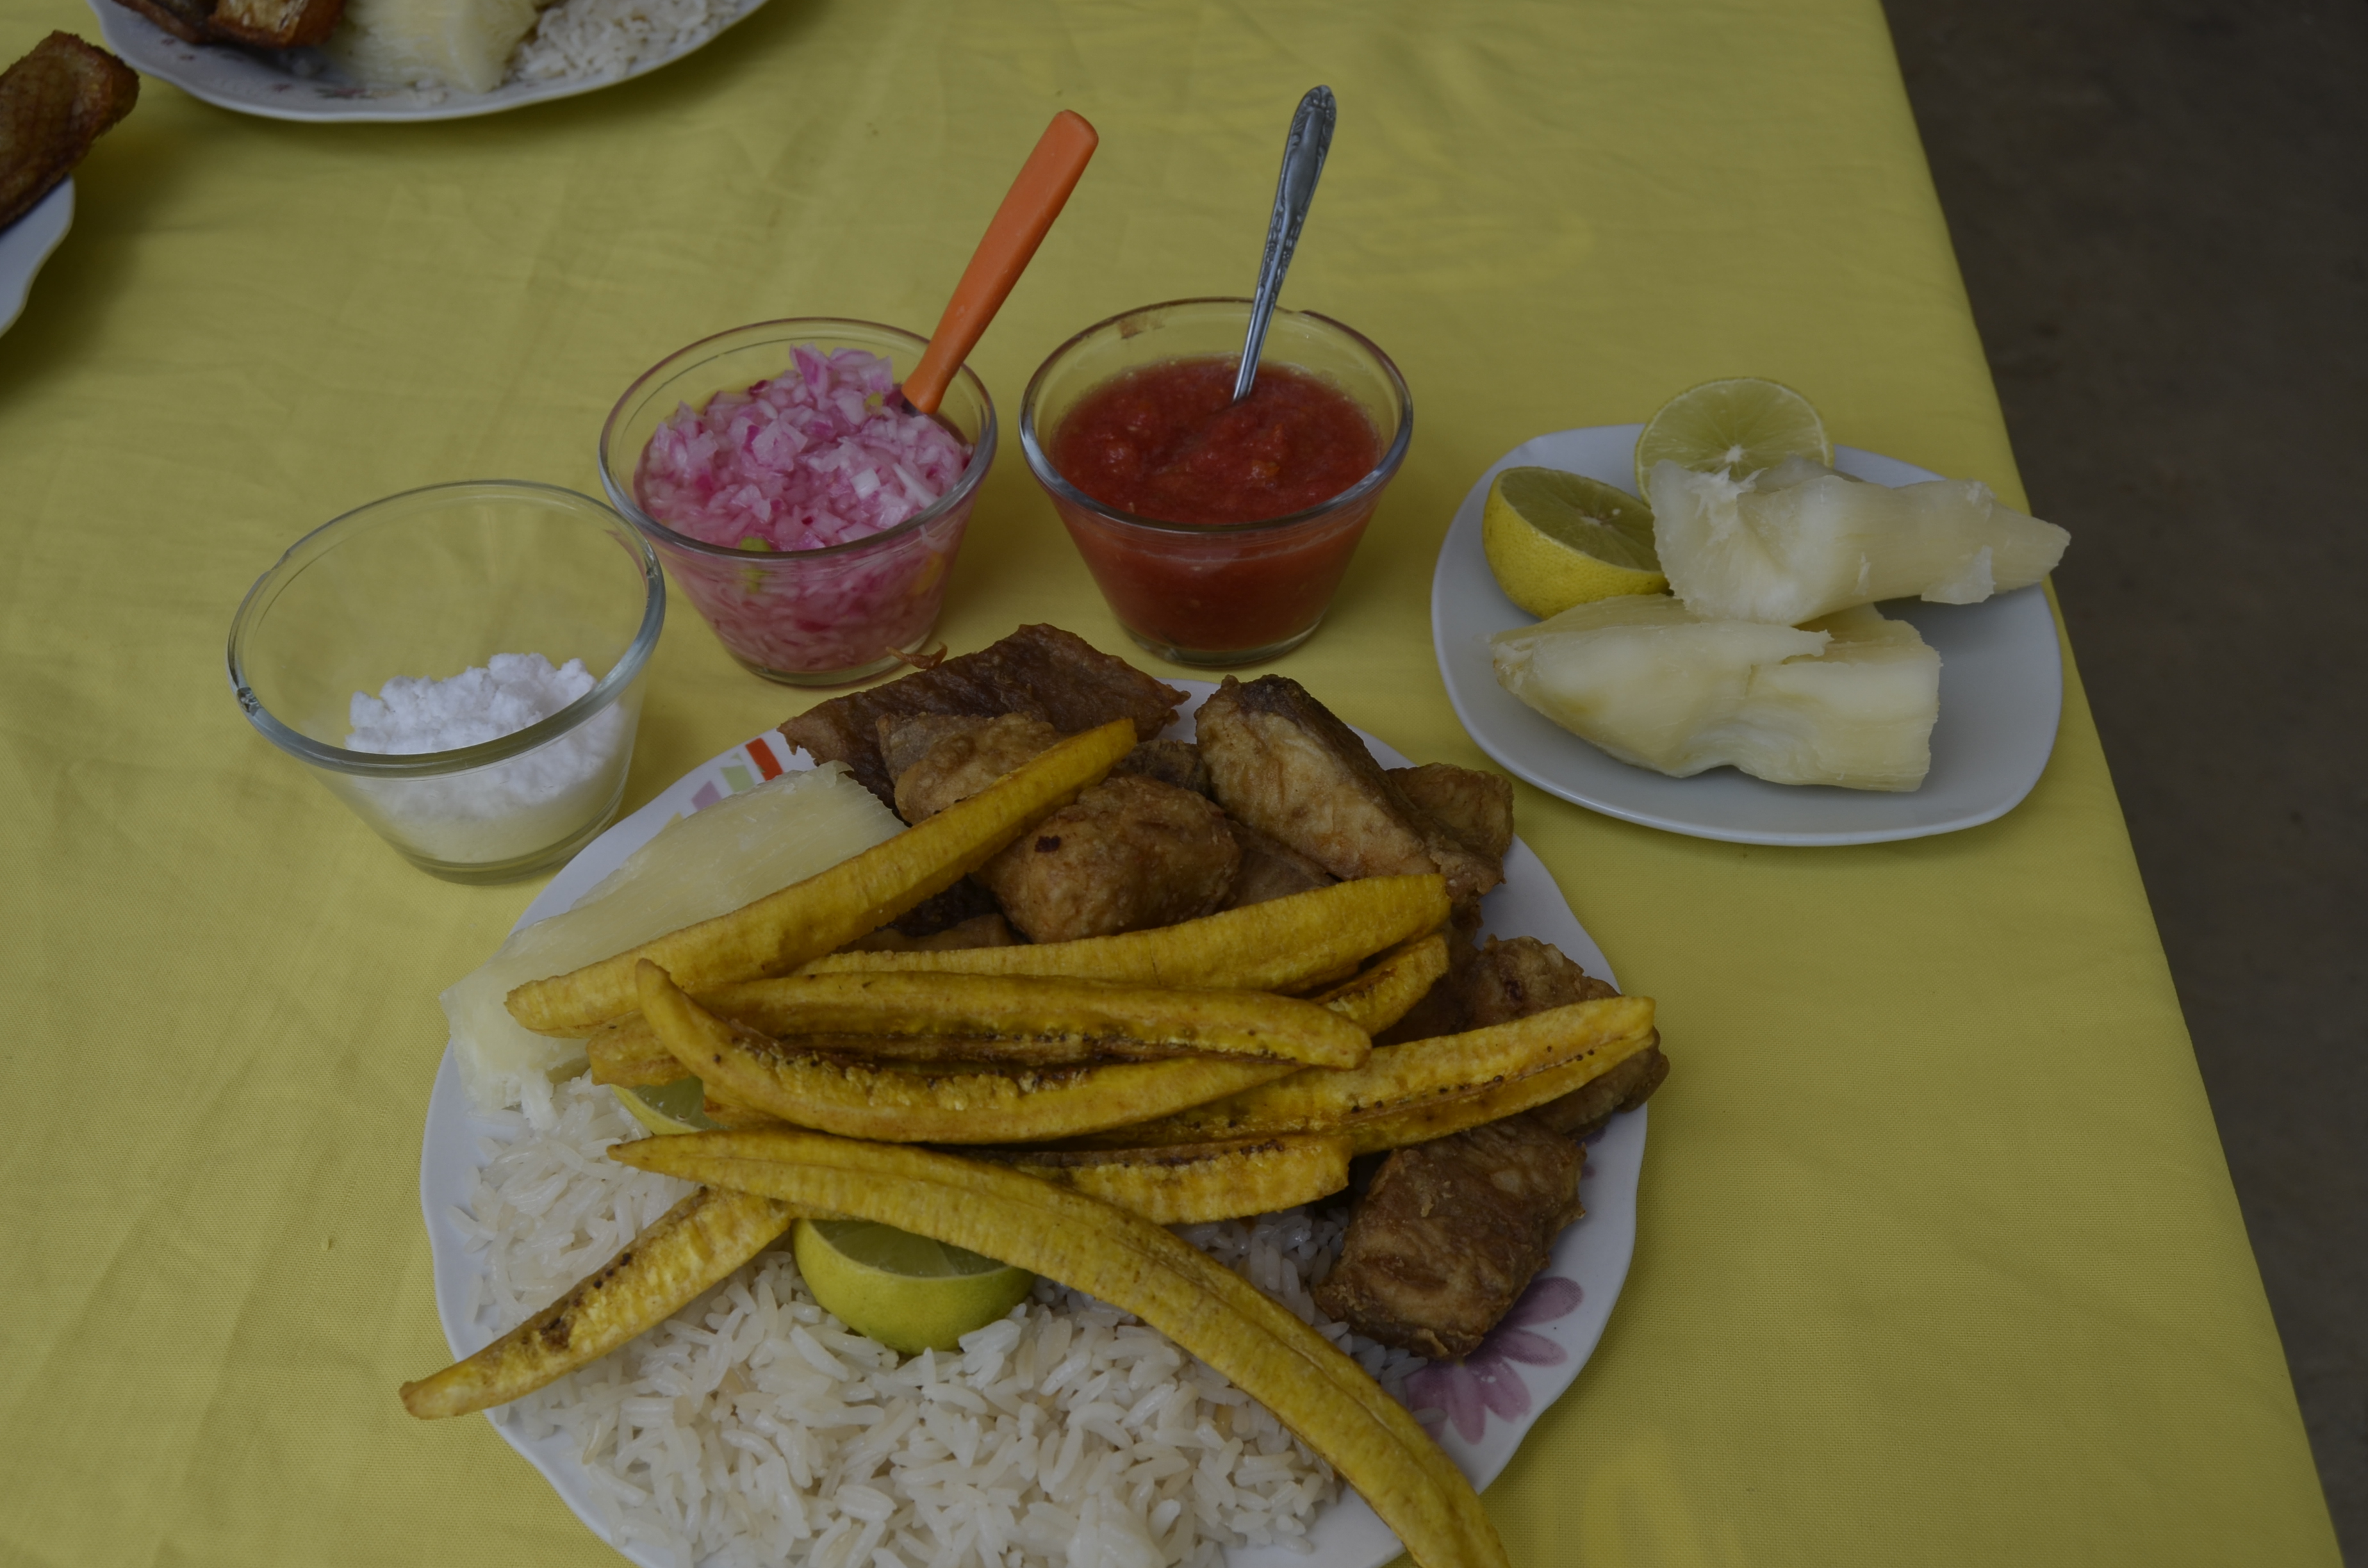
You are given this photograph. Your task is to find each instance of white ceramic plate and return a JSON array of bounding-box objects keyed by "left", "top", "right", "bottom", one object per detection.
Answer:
[
  {"left": 1433, "top": 424, "right": 2064, "bottom": 846},
  {"left": 88, "top": 0, "right": 769, "bottom": 122},
  {"left": 0, "top": 179, "right": 73, "bottom": 336},
  {"left": 419, "top": 680, "right": 1648, "bottom": 1568}
]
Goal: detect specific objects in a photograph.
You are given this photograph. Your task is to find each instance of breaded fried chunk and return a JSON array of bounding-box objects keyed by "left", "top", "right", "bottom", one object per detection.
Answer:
[
  {"left": 1, "top": 33, "right": 136, "bottom": 232},
  {"left": 781, "top": 625, "right": 1185, "bottom": 803},
  {"left": 1196, "top": 675, "right": 1502, "bottom": 901},
  {"left": 1222, "top": 819, "right": 1338, "bottom": 910},
  {"left": 1114, "top": 739, "right": 1212, "bottom": 797},
  {"left": 1529, "top": 1045, "right": 1668, "bottom": 1139},
  {"left": 206, "top": 0, "right": 341, "bottom": 46},
  {"left": 1388, "top": 763, "right": 1514, "bottom": 865},
  {"left": 1312, "top": 1116, "right": 1583, "bottom": 1360},
  {"left": 891, "top": 713, "right": 1060, "bottom": 824},
  {"left": 980, "top": 774, "right": 1241, "bottom": 943},
  {"left": 1461, "top": 935, "right": 1618, "bottom": 1028},
  {"left": 108, "top": 0, "right": 215, "bottom": 44}
]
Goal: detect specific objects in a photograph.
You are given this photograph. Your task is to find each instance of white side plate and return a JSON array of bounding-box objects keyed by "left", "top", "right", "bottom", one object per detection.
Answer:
[
  {"left": 1433, "top": 424, "right": 2064, "bottom": 845},
  {"left": 88, "top": 0, "right": 771, "bottom": 122},
  {"left": 420, "top": 680, "right": 1649, "bottom": 1568},
  {"left": 0, "top": 179, "right": 73, "bottom": 336}
]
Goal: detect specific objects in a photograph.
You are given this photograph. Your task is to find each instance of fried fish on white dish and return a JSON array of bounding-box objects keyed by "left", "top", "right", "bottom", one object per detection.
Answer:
[
  {"left": 1490, "top": 596, "right": 1941, "bottom": 791},
  {"left": 1648, "top": 455, "right": 2070, "bottom": 626}
]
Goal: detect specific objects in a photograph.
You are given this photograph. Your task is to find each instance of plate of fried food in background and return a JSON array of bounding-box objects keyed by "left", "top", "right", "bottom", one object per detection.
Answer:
[
  {"left": 86, "top": 0, "right": 769, "bottom": 123},
  {"left": 412, "top": 626, "right": 1669, "bottom": 1568},
  {"left": 1433, "top": 423, "right": 2068, "bottom": 847},
  {"left": 2, "top": 32, "right": 138, "bottom": 334}
]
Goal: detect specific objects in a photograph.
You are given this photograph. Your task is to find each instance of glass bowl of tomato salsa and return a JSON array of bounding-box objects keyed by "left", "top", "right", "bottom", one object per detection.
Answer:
[
  {"left": 1019, "top": 298, "right": 1411, "bottom": 666},
  {"left": 598, "top": 318, "right": 996, "bottom": 686}
]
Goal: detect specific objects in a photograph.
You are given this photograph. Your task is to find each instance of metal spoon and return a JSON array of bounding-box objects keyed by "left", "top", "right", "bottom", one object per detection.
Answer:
[{"left": 1232, "top": 85, "right": 1336, "bottom": 404}]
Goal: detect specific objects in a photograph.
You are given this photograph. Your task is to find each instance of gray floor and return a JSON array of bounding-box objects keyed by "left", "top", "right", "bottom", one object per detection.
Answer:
[{"left": 1880, "top": 1, "right": 2366, "bottom": 1558}]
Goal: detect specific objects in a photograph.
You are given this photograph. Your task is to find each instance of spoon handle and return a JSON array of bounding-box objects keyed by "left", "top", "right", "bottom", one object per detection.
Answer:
[
  {"left": 1233, "top": 85, "right": 1336, "bottom": 404},
  {"left": 903, "top": 110, "right": 1100, "bottom": 416}
]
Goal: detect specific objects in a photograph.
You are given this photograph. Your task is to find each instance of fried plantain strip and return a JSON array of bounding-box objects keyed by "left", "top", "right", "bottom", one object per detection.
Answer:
[
  {"left": 971, "top": 1134, "right": 1351, "bottom": 1224},
  {"left": 611, "top": 1130, "right": 1506, "bottom": 1568},
  {"left": 399, "top": 1186, "right": 799, "bottom": 1419},
  {"left": 638, "top": 961, "right": 1297, "bottom": 1143},
  {"left": 1308, "top": 931, "right": 1450, "bottom": 1035},
  {"left": 1083, "top": 995, "right": 1657, "bottom": 1147},
  {"left": 586, "top": 1015, "right": 686, "bottom": 1087},
  {"left": 1345, "top": 1030, "right": 1663, "bottom": 1155},
  {"left": 506, "top": 720, "right": 1138, "bottom": 1036},
  {"left": 592, "top": 969, "right": 1369, "bottom": 1073},
  {"left": 796, "top": 874, "right": 1449, "bottom": 995}
]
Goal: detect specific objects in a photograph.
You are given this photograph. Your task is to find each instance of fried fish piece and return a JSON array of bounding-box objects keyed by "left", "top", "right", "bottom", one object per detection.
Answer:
[
  {"left": 1113, "top": 739, "right": 1212, "bottom": 796},
  {"left": 891, "top": 713, "right": 1060, "bottom": 823},
  {"left": 1461, "top": 935, "right": 1618, "bottom": 1027},
  {"left": 1387, "top": 763, "right": 1514, "bottom": 865},
  {"left": 206, "top": 0, "right": 341, "bottom": 47},
  {"left": 1222, "top": 819, "right": 1338, "bottom": 909},
  {"left": 981, "top": 773, "right": 1242, "bottom": 943},
  {"left": 781, "top": 625, "right": 1184, "bottom": 803},
  {"left": 106, "top": 0, "right": 215, "bottom": 43},
  {"left": 1, "top": 33, "right": 137, "bottom": 231},
  {"left": 1311, "top": 1115, "right": 1582, "bottom": 1360},
  {"left": 1196, "top": 676, "right": 1502, "bottom": 902}
]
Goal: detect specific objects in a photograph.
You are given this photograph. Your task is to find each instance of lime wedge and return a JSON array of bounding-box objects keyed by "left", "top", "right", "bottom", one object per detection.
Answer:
[
  {"left": 1482, "top": 466, "right": 1666, "bottom": 619},
  {"left": 612, "top": 1078, "right": 718, "bottom": 1136},
  {"left": 793, "top": 1218, "right": 1035, "bottom": 1355},
  {"left": 1634, "top": 377, "right": 1833, "bottom": 494}
]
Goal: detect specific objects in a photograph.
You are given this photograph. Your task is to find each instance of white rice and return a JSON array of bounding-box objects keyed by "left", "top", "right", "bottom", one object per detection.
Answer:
[
  {"left": 454, "top": 1076, "right": 1429, "bottom": 1568},
  {"left": 511, "top": 0, "right": 747, "bottom": 86}
]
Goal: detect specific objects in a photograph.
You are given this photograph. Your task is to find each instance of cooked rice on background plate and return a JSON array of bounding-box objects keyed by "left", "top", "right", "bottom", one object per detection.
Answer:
[{"left": 456, "top": 1075, "right": 1432, "bottom": 1568}]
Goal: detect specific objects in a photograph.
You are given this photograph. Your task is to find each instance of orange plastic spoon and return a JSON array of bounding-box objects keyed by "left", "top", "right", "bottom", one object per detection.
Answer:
[{"left": 900, "top": 110, "right": 1100, "bottom": 416}]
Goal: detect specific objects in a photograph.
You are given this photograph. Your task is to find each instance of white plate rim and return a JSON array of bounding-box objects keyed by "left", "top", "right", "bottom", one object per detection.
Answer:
[
  {"left": 418, "top": 683, "right": 1647, "bottom": 1568},
  {"left": 1431, "top": 423, "right": 2066, "bottom": 847},
  {"left": 0, "top": 178, "right": 74, "bottom": 336},
  {"left": 87, "top": 0, "right": 771, "bottom": 122}
]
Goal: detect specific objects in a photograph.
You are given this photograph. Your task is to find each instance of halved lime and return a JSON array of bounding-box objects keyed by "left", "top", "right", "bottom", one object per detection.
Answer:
[
  {"left": 792, "top": 1218, "right": 1035, "bottom": 1355},
  {"left": 612, "top": 1078, "right": 718, "bottom": 1137},
  {"left": 1482, "top": 466, "right": 1665, "bottom": 618},
  {"left": 1633, "top": 377, "right": 1833, "bottom": 495}
]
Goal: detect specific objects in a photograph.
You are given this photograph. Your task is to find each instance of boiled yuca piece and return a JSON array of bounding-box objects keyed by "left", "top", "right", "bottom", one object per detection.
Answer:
[
  {"left": 1650, "top": 455, "right": 2069, "bottom": 625},
  {"left": 444, "top": 764, "right": 904, "bottom": 1113},
  {"left": 1491, "top": 596, "right": 1940, "bottom": 789},
  {"left": 327, "top": 0, "right": 539, "bottom": 93}
]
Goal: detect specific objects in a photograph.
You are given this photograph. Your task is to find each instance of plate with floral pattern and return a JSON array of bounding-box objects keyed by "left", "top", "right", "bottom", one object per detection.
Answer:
[{"left": 420, "top": 681, "right": 1649, "bottom": 1568}]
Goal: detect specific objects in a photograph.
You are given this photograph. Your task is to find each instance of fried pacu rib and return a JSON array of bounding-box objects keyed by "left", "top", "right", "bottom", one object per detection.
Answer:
[
  {"left": 206, "top": 0, "right": 341, "bottom": 46},
  {"left": 1223, "top": 819, "right": 1337, "bottom": 909},
  {"left": 107, "top": 0, "right": 215, "bottom": 43},
  {"left": 781, "top": 625, "right": 1184, "bottom": 803},
  {"left": 1311, "top": 1115, "right": 1583, "bottom": 1360},
  {"left": 1114, "top": 739, "right": 1212, "bottom": 797},
  {"left": 1388, "top": 764, "right": 1514, "bottom": 865},
  {"left": 1196, "top": 676, "right": 1502, "bottom": 902},
  {"left": 1, "top": 33, "right": 136, "bottom": 231},
  {"left": 980, "top": 773, "right": 1241, "bottom": 943},
  {"left": 892, "top": 713, "right": 1061, "bottom": 824}
]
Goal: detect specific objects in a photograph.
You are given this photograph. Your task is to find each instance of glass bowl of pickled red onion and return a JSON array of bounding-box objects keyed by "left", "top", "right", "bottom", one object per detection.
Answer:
[{"left": 598, "top": 319, "right": 997, "bottom": 685}]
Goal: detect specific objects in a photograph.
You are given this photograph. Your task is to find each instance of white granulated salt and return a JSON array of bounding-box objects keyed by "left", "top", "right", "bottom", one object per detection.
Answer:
[
  {"left": 347, "top": 652, "right": 595, "bottom": 755},
  {"left": 341, "top": 653, "right": 632, "bottom": 867}
]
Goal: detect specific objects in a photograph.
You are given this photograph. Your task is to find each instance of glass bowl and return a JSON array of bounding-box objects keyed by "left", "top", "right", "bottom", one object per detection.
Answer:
[
  {"left": 227, "top": 481, "right": 664, "bottom": 884},
  {"left": 1019, "top": 297, "right": 1413, "bottom": 666},
  {"left": 598, "top": 318, "right": 997, "bottom": 686}
]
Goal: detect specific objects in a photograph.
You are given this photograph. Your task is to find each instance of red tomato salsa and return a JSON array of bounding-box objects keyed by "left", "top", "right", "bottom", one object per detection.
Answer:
[{"left": 1048, "top": 357, "right": 1381, "bottom": 525}]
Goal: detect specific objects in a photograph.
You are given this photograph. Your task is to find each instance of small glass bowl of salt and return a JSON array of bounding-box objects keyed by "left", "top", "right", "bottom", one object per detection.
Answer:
[{"left": 227, "top": 481, "right": 665, "bottom": 883}]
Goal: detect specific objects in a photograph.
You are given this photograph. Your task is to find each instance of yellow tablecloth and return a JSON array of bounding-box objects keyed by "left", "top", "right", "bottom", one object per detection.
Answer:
[{"left": 0, "top": 0, "right": 2340, "bottom": 1563}]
